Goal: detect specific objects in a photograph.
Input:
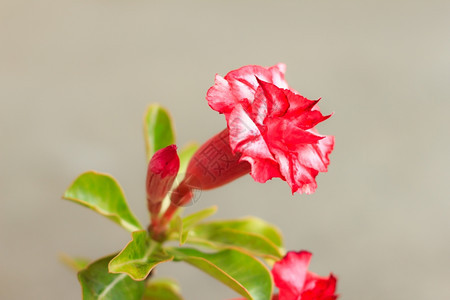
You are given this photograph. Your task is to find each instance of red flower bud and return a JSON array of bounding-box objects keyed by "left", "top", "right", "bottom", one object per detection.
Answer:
[
  {"left": 170, "top": 128, "right": 251, "bottom": 207},
  {"left": 146, "top": 145, "right": 180, "bottom": 218}
]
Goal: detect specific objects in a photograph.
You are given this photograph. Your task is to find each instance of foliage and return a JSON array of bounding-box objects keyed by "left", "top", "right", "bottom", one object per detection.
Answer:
[{"left": 63, "top": 103, "right": 283, "bottom": 300}]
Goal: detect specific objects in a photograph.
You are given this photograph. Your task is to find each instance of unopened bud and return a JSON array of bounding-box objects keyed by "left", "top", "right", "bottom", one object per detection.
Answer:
[{"left": 146, "top": 145, "right": 180, "bottom": 217}]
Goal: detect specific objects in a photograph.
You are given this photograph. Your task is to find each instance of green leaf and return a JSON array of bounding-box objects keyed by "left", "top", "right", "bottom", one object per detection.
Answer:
[
  {"left": 188, "top": 228, "right": 283, "bottom": 260},
  {"left": 178, "top": 142, "right": 199, "bottom": 174},
  {"left": 169, "top": 206, "right": 217, "bottom": 246},
  {"left": 109, "top": 230, "right": 174, "bottom": 280},
  {"left": 63, "top": 171, "right": 142, "bottom": 232},
  {"left": 195, "top": 217, "right": 283, "bottom": 247},
  {"left": 78, "top": 255, "right": 145, "bottom": 300},
  {"left": 171, "top": 216, "right": 188, "bottom": 245},
  {"left": 59, "top": 253, "right": 90, "bottom": 271},
  {"left": 182, "top": 206, "right": 217, "bottom": 229},
  {"left": 143, "top": 279, "right": 184, "bottom": 300},
  {"left": 168, "top": 247, "right": 272, "bottom": 300},
  {"left": 143, "top": 104, "right": 175, "bottom": 162},
  {"left": 185, "top": 217, "right": 284, "bottom": 260}
]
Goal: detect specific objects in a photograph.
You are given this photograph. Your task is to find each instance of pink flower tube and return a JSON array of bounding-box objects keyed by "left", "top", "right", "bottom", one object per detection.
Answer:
[{"left": 170, "top": 128, "right": 251, "bottom": 206}]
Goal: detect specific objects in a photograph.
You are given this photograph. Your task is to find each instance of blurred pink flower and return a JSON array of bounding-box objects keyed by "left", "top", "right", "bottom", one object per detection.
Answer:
[
  {"left": 231, "top": 251, "right": 337, "bottom": 300},
  {"left": 272, "top": 251, "right": 338, "bottom": 300}
]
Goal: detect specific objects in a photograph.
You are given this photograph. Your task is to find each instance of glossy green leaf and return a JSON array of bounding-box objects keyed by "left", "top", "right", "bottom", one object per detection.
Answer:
[
  {"left": 143, "top": 279, "right": 184, "bottom": 300},
  {"left": 195, "top": 217, "right": 283, "bottom": 247},
  {"left": 184, "top": 217, "right": 283, "bottom": 260},
  {"left": 182, "top": 206, "right": 217, "bottom": 229},
  {"left": 168, "top": 247, "right": 272, "bottom": 300},
  {"left": 60, "top": 253, "right": 90, "bottom": 271},
  {"left": 143, "top": 104, "right": 175, "bottom": 162},
  {"left": 171, "top": 216, "right": 188, "bottom": 245},
  {"left": 78, "top": 255, "right": 145, "bottom": 300},
  {"left": 180, "top": 230, "right": 189, "bottom": 245},
  {"left": 170, "top": 206, "right": 217, "bottom": 246},
  {"left": 63, "top": 171, "right": 142, "bottom": 232},
  {"left": 178, "top": 142, "right": 199, "bottom": 174},
  {"left": 188, "top": 228, "right": 283, "bottom": 260},
  {"left": 109, "top": 230, "right": 173, "bottom": 280}
]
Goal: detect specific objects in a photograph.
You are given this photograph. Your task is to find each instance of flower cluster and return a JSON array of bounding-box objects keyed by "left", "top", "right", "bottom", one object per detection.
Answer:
[
  {"left": 147, "top": 64, "right": 338, "bottom": 299},
  {"left": 64, "top": 63, "right": 338, "bottom": 300}
]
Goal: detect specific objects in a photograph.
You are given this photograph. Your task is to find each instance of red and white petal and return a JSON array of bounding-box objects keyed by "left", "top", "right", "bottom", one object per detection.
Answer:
[
  {"left": 255, "top": 79, "right": 290, "bottom": 118},
  {"left": 206, "top": 74, "right": 235, "bottom": 115},
  {"left": 311, "top": 135, "right": 335, "bottom": 171},
  {"left": 293, "top": 111, "right": 332, "bottom": 130},
  {"left": 227, "top": 105, "right": 286, "bottom": 183},
  {"left": 228, "top": 105, "right": 274, "bottom": 159},
  {"left": 272, "top": 148, "right": 319, "bottom": 194},
  {"left": 269, "top": 63, "right": 289, "bottom": 89},
  {"left": 291, "top": 164, "right": 319, "bottom": 195},
  {"left": 242, "top": 156, "right": 282, "bottom": 183},
  {"left": 224, "top": 65, "right": 288, "bottom": 102},
  {"left": 302, "top": 273, "right": 338, "bottom": 300},
  {"left": 294, "top": 141, "right": 331, "bottom": 173},
  {"left": 266, "top": 118, "right": 324, "bottom": 150},
  {"left": 225, "top": 67, "right": 265, "bottom": 102},
  {"left": 282, "top": 126, "right": 325, "bottom": 149},
  {"left": 272, "top": 251, "right": 312, "bottom": 296},
  {"left": 250, "top": 87, "right": 269, "bottom": 125},
  {"left": 278, "top": 288, "right": 299, "bottom": 300},
  {"left": 284, "top": 89, "right": 319, "bottom": 113}
]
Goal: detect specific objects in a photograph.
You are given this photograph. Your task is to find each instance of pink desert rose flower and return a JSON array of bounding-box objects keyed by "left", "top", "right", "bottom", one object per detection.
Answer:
[
  {"left": 207, "top": 64, "right": 334, "bottom": 194},
  {"left": 272, "top": 251, "right": 338, "bottom": 300},
  {"left": 167, "top": 64, "right": 334, "bottom": 217}
]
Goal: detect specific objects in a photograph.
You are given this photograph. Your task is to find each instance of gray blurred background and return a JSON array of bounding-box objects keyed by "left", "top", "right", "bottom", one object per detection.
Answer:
[{"left": 1, "top": 0, "right": 449, "bottom": 299}]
